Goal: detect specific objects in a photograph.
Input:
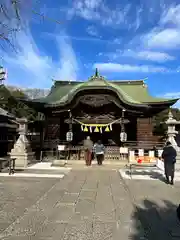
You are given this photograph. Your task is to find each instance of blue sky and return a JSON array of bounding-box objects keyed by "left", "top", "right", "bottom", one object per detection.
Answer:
[{"left": 1, "top": 0, "right": 180, "bottom": 107}]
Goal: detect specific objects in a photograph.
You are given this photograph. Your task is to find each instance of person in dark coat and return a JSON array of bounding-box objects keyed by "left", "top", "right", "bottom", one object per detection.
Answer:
[{"left": 162, "top": 141, "right": 177, "bottom": 185}]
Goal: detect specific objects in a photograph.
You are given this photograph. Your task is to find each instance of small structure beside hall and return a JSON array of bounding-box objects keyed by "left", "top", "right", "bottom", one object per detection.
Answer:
[
  {"left": 0, "top": 107, "right": 17, "bottom": 157},
  {"left": 20, "top": 69, "right": 179, "bottom": 162}
]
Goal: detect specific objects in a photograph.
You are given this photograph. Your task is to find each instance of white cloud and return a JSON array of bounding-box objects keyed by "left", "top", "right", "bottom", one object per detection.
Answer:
[
  {"left": 140, "top": 4, "right": 180, "bottom": 50},
  {"left": 160, "top": 4, "right": 180, "bottom": 27},
  {"left": 174, "top": 101, "right": 180, "bottom": 109},
  {"left": 1, "top": 28, "right": 78, "bottom": 87},
  {"left": 86, "top": 25, "right": 99, "bottom": 37},
  {"left": 112, "top": 38, "right": 122, "bottom": 45},
  {"left": 67, "top": 0, "right": 102, "bottom": 21},
  {"left": 123, "top": 50, "right": 175, "bottom": 62},
  {"left": 55, "top": 35, "right": 79, "bottom": 81},
  {"left": 67, "top": 0, "right": 132, "bottom": 28},
  {"left": 163, "top": 92, "right": 180, "bottom": 98},
  {"left": 101, "top": 49, "right": 175, "bottom": 63},
  {"left": 142, "top": 28, "right": 180, "bottom": 49},
  {"left": 162, "top": 92, "right": 180, "bottom": 108},
  {"left": 93, "top": 63, "right": 168, "bottom": 73}
]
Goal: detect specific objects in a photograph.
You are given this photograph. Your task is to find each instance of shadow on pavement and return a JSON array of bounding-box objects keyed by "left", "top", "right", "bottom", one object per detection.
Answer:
[
  {"left": 125, "top": 170, "right": 166, "bottom": 183},
  {"left": 131, "top": 199, "right": 180, "bottom": 240}
]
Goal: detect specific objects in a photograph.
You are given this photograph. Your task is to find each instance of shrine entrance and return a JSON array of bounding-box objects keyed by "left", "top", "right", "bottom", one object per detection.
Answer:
[{"left": 63, "top": 92, "right": 138, "bottom": 146}]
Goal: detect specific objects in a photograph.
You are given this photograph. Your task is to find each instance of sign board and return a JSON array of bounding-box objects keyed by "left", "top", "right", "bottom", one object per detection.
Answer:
[
  {"left": 58, "top": 145, "right": 65, "bottom": 151},
  {"left": 156, "top": 159, "right": 164, "bottom": 171},
  {"left": 120, "top": 147, "right": 128, "bottom": 154},
  {"left": 149, "top": 150, "right": 155, "bottom": 158},
  {"left": 129, "top": 150, "right": 135, "bottom": 157},
  {"left": 129, "top": 150, "right": 135, "bottom": 162},
  {"left": 158, "top": 150, "right": 163, "bottom": 157},
  {"left": 138, "top": 149, "right": 144, "bottom": 157},
  {"left": 135, "top": 156, "right": 155, "bottom": 163}
]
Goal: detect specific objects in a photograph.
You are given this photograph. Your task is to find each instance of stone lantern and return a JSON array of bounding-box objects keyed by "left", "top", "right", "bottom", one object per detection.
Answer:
[
  {"left": 9, "top": 117, "right": 34, "bottom": 168},
  {"left": 165, "top": 110, "right": 180, "bottom": 151}
]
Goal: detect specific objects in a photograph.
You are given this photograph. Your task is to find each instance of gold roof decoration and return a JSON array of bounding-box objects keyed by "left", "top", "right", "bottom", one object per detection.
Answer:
[{"left": 88, "top": 68, "right": 106, "bottom": 82}]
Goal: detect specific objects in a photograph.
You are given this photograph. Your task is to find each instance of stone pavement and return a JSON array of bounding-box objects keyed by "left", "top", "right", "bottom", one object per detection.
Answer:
[{"left": 0, "top": 167, "right": 180, "bottom": 239}]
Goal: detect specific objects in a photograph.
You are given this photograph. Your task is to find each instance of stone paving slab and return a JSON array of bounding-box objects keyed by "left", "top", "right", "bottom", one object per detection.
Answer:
[{"left": 0, "top": 168, "right": 180, "bottom": 239}]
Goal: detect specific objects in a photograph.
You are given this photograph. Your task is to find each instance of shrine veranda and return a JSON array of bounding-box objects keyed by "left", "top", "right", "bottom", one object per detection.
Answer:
[{"left": 21, "top": 70, "right": 178, "bottom": 163}]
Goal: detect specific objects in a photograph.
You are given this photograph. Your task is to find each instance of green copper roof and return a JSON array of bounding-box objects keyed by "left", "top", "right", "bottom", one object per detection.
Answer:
[{"left": 26, "top": 71, "right": 178, "bottom": 108}]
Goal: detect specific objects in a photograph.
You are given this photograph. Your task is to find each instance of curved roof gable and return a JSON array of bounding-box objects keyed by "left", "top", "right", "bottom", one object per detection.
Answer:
[{"left": 22, "top": 69, "right": 178, "bottom": 108}]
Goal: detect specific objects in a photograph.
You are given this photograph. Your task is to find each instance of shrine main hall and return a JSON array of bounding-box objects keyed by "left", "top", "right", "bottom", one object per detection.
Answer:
[{"left": 23, "top": 69, "right": 178, "bottom": 156}]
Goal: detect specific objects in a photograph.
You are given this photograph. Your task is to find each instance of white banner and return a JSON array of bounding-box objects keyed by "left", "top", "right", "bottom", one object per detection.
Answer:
[
  {"left": 138, "top": 149, "right": 144, "bottom": 157},
  {"left": 120, "top": 147, "right": 128, "bottom": 154},
  {"left": 58, "top": 145, "right": 65, "bottom": 151}
]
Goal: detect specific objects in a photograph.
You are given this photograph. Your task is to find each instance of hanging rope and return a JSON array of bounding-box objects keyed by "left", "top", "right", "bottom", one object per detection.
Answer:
[{"left": 72, "top": 117, "right": 121, "bottom": 127}]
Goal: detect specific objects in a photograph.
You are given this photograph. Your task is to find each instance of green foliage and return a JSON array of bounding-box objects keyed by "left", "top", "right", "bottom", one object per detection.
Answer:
[
  {"left": 0, "top": 85, "right": 38, "bottom": 120},
  {"left": 153, "top": 108, "right": 180, "bottom": 136}
]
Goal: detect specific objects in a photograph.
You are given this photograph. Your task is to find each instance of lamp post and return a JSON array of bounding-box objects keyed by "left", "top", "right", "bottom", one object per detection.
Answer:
[
  {"left": 120, "top": 109, "right": 127, "bottom": 142},
  {"left": 66, "top": 110, "right": 73, "bottom": 142}
]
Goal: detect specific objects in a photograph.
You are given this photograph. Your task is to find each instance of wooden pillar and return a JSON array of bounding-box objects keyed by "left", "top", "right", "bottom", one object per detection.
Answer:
[{"left": 137, "top": 117, "right": 154, "bottom": 144}]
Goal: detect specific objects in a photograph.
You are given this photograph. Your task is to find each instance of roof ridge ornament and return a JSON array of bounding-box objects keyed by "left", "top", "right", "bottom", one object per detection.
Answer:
[{"left": 88, "top": 68, "right": 106, "bottom": 81}]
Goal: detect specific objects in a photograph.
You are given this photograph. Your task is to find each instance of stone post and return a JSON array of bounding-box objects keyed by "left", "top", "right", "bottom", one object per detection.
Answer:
[{"left": 9, "top": 117, "right": 34, "bottom": 169}]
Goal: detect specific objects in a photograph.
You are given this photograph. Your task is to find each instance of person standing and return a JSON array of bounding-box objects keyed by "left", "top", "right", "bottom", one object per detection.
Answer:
[
  {"left": 83, "top": 136, "right": 93, "bottom": 166},
  {"left": 93, "top": 140, "right": 105, "bottom": 165},
  {"left": 162, "top": 141, "right": 177, "bottom": 185}
]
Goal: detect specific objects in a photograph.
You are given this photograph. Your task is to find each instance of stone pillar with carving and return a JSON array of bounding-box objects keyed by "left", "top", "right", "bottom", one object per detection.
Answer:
[{"left": 9, "top": 117, "right": 34, "bottom": 168}]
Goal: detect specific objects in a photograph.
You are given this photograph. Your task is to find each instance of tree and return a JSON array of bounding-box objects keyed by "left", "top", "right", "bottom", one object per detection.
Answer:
[
  {"left": 153, "top": 108, "right": 180, "bottom": 137},
  {"left": 0, "top": 84, "right": 38, "bottom": 120},
  {"left": 0, "top": 1, "right": 63, "bottom": 51},
  {"left": 0, "top": 0, "right": 33, "bottom": 50}
]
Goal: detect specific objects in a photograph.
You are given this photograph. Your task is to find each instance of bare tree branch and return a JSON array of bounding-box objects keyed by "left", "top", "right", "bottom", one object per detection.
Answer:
[
  {"left": 0, "top": 0, "right": 63, "bottom": 52},
  {"left": 0, "top": 0, "right": 29, "bottom": 51},
  {"left": 12, "top": 0, "right": 21, "bottom": 21},
  {"left": 32, "top": 10, "right": 63, "bottom": 25}
]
